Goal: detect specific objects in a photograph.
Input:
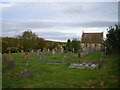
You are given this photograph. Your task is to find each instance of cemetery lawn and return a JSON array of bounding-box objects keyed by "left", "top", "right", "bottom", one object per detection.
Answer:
[{"left": 2, "top": 51, "right": 119, "bottom": 88}]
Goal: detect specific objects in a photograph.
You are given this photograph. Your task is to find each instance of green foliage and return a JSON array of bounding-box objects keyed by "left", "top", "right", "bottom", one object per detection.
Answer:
[
  {"left": 1, "top": 40, "right": 8, "bottom": 53},
  {"left": 2, "top": 52, "right": 118, "bottom": 88},
  {"left": 66, "top": 39, "right": 80, "bottom": 52},
  {"left": 66, "top": 39, "right": 72, "bottom": 51},
  {"left": 71, "top": 38, "right": 80, "bottom": 53},
  {"left": 106, "top": 25, "right": 120, "bottom": 54},
  {"left": 17, "top": 30, "right": 38, "bottom": 51}
]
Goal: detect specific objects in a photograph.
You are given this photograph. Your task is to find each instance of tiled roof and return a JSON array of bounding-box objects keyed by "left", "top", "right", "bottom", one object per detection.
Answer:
[{"left": 81, "top": 33, "right": 103, "bottom": 43}]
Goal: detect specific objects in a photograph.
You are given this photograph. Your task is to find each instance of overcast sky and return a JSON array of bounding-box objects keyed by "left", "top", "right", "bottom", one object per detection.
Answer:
[{"left": 1, "top": 1, "right": 118, "bottom": 42}]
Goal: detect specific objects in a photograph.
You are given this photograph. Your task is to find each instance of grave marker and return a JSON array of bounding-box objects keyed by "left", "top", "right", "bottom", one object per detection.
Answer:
[
  {"left": 70, "top": 52, "right": 74, "bottom": 60},
  {"left": 52, "top": 49, "right": 56, "bottom": 59},
  {"left": 3, "top": 54, "right": 14, "bottom": 75},
  {"left": 39, "top": 54, "right": 46, "bottom": 62},
  {"left": 62, "top": 56, "right": 68, "bottom": 64},
  {"left": 21, "top": 69, "right": 31, "bottom": 78}
]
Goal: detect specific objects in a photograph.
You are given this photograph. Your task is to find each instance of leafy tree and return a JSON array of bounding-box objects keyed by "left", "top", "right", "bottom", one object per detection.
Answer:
[
  {"left": 106, "top": 25, "right": 120, "bottom": 54},
  {"left": 34, "top": 38, "right": 47, "bottom": 50},
  {"left": 71, "top": 38, "right": 80, "bottom": 53},
  {"left": 66, "top": 39, "right": 72, "bottom": 51},
  {"left": 2, "top": 40, "right": 8, "bottom": 53},
  {"left": 17, "top": 30, "right": 38, "bottom": 51}
]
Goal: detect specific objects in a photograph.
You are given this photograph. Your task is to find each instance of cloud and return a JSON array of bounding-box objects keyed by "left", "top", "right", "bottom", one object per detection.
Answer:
[
  {"left": 37, "top": 31, "right": 79, "bottom": 39},
  {"left": 0, "top": 2, "right": 14, "bottom": 8},
  {"left": 2, "top": 20, "right": 117, "bottom": 34},
  {"left": 69, "top": 20, "right": 118, "bottom": 27},
  {"left": 62, "top": 5, "right": 84, "bottom": 14}
]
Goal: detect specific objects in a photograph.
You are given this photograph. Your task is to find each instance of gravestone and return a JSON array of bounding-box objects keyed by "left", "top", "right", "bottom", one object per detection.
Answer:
[
  {"left": 60, "top": 47, "right": 64, "bottom": 56},
  {"left": 62, "top": 56, "right": 68, "bottom": 64},
  {"left": 21, "top": 50, "right": 24, "bottom": 57},
  {"left": 21, "top": 69, "right": 31, "bottom": 78},
  {"left": 31, "top": 50, "right": 35, "bottom": 56},
  {"left": 52, "top": 49, "right": 56, "bottom": 59},
  {"left": 36, "top": 49, "right": 40, "bottom": 56},
  {"left": 55, "top": 47, "right": 58, "bottom": 52},
  {"left": 47, "top": 49, "right": 51, "bottom": 56},
  {"left": 39, "top": 54, "right": 46, "bottom": 62},
  {"left": 70, "top": 52, "right": 74, "bottom": 60},
  {"left": 3, "top": 54, "right": 14, "bottom": 75},
  {"left": 72, "top": 48, "right": 74, "bottom": 53},
  {"left": 9, "top": 51, "right": 11, "bottom": 54}
]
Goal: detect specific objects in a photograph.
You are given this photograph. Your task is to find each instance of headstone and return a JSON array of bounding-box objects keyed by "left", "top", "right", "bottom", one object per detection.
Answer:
[
  {"left": 62, "top": 56, "right": 68, "bottom": 64},
  {"left": 60, "top": 47, "right": 64, "bottom": 56},
  {"left": 72, "top": 48, "right": 74, "bottom": 53},
  {"left": 31, "top": 50, "right": 35, "bottom": 56},
  {"left": 9, "top": 51, "right": 11, "bottom": 54},
  {"left": 39, "top": 54, "right": 46, "bottom": 62},
  {"left": 3, "top": 54, "right": 14, "bottom": 75},
  {"left": 52, "top": 49, "right": 56, "bottom": 59},
  {"left": 21, "top": 50, "right": 24, "bottom": 57},
  {"left": 21, "top": 69, "right": 31, "bottom": 78},
  {"left": 55, "top": 47, "right": 58, "bottom": 52},
  {"left": 47, "top": 49, "right": 51, "bottom": 56},
  {"left": 70, "top": 52, "right": 74, "bottom": 60},
  {"left": 37, "top": 49, "right": 40, "bottom": 55}
]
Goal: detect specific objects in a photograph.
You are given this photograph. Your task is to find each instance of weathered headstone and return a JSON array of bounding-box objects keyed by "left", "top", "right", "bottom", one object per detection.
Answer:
[
  {"left": 55, "top": 47, "right": 58, "bottom": 52},
  {"left": 3, "top": 54, "right": 14, "bottom": 75},
  {"left": 47, "top": 49, "right": 51, "bottom": 56},
  {"left": 72, "top": 48, "right": 74, "bottom": 53},
  {"left": 21, "top": 50, "right": 24, "bottom": 57},
  {"left": 60, "top": 48, "right": 64, "bottom": 56},
  {"left": 70, "top": 52, "right": 74, "bottom": 60},
  {"left": 9, "top": 51, "right": 11, "bottom": 54},
  {"left": 52, "top": 49, "right": 56, "bottom": 59},
  {"left": 21, "top": 69, "right": 31, "bottom": 78},
  {"left": 39, "top": 54, "right": 46, "bottom": 62},
  {"left": 62, "top": 56, "right": 68, "bottom": 64},
  {"left": 31, "top": 50, "right": 35, "bottom": 56}
]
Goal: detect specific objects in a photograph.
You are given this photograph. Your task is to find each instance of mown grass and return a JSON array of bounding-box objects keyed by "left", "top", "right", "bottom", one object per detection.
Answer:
[{"left": 2, "top": 51, "right": 119, "bottom": 88}]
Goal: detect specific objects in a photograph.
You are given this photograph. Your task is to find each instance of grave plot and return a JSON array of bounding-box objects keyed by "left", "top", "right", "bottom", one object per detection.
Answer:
[
  {"left": 69, "top": 61, "right": 100, "bottom": 69},
  {"left": 69, "top": 52, "right": 103, "bottom": 69}
]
